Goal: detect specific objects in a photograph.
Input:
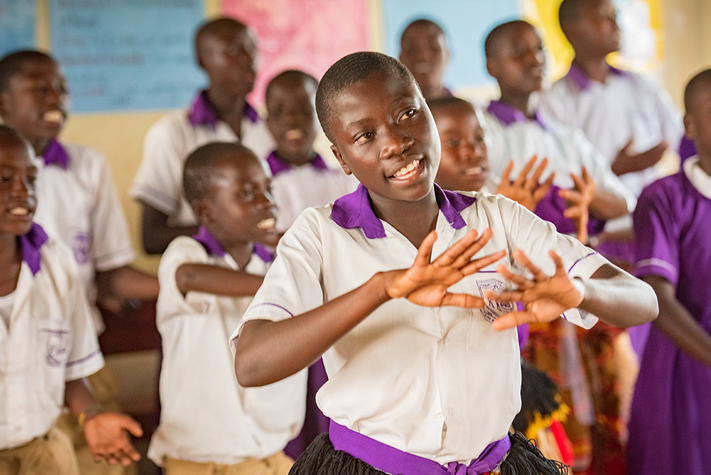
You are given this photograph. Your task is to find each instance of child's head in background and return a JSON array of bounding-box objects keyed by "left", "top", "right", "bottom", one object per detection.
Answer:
[
  {"left": 684, "top": 69, "right": 711, "bottom": 163},
  {"left": 399, "top": 19, "right": 450, "bottom": 101},
  {"left": 485, "top": 20, "right": 545, "bottom": 98},
  {"left": 558, "top": 0, "right": 620, "bottom": 58},
  {"left": 0, "top": 50, "right": 68, "bottom": 155},
  {"left": 0, "top": 125, "right": 37, "bottom": 238},
  {"left": 183, "top": 142, "right": 277, "bottom": 249},
  {"left": 265, "top": 70, "right": 319, "bottom": 166},
  {"left": 195, "top": 17, "right": 257, "bottom": 98},
  {"left": 429, "top": 97, "right": 490, "bottom": 192},
  {"left": 315, "top": 52, "right": 440, "bottom": 204}
]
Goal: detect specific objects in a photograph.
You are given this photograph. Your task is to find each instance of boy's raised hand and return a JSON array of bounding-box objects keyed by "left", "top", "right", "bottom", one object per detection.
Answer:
[
  {"left": 485, "top": 249, "right": 584, "bottom": 331},
  {"left": 385, "top": 228, "right": 506, "bottom": 308},
  {"left": 83, "top": 412, "right": 143, "bottom": 466},
  {"left": 496, "top": 156, "right": 555, "bottom": 211},
  {"left": 559, "top": 167, "right": 595, "bottom": 243}
]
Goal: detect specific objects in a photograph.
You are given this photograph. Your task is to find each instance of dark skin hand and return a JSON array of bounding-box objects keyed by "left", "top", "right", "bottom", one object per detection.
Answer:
[
  {"left": 140, "top": 203, "right": 199, "bottom": 255},
  {"left": 642, "top": 275, "right": 711, "bottom": 368},
  {"left": 235, "top": 228, "right": 507, "bottom": 387},
  {"left": 175, "top": 264, "right": 264, "bottom": 297},
  {"left": 611, "top": 139, "right": 668, "bottom": 176}
]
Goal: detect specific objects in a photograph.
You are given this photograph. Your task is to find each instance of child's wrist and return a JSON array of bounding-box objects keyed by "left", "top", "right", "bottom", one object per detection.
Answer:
[
  {"left": 571, "top": 277, "right": 586, "bottom": 306},
  {"left": 78, "top": 404, "right": 106, "bottom": 428}
]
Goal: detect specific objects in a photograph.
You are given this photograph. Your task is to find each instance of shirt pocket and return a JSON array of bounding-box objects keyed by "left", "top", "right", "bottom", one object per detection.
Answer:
[{"left": 37, "top": 318, "right": 72, "bottom": 402}]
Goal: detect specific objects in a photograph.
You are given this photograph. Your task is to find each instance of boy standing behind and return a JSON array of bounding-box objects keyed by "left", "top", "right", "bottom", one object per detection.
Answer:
[
  {"left": 265, "top": 70, "right": 357, "bottom": 234},
  {"left": 398, "top": 19, "right": 452, "bottom": 101},
  {"left": 149, "top": 142, "right": 306, "bottom": 475},
  {"left": 131, "top": 17, "right": 274, "bottom": 254}
]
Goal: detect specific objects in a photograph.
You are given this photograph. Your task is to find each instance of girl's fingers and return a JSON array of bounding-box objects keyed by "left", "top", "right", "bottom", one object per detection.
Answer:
[
  {"left": 564, "top": 206, "right": 583, "bottom": 219},
  {"left": 414, "top": 230, "right": 438, "bottom": 266},
  {"left": 494, "top": 263, "right": 535, "bottom": 289},
  {"left": 515, "top": 156, "right": 536, "bottom": 186},
  {"left": 530, "top": 157, "right": 549, "bottom": 183},
  {"left": 500, "top": 160, "right": 514, "bottom": 184},
  {"left": 548, "top": 250, "right": 568, "bottom": 276},
  {"left": 435, "top": 228, "right": 479, "bottom": 266},
  {"left": 512, "top": 249, "right": 548, "bottom": 282},
  {"left": 440, "top": 292, "right": 487, "bottom": 308},
  {"left": 559, "top": 189, "right": 584, "bottom": 203},
  {"left": 492, "top": 311, "right": 538, "bottom": 331},
  {"left": 460, "top": 249, "right": 507, "bottom": 276},
  {"left": 484, "top": 289, "right": 525, "bottom": 302},
  {"left": 453, "top": 228, "right": 494, "bottom": 266}
]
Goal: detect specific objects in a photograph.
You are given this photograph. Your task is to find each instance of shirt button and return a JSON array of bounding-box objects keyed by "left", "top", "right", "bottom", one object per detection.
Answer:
[
  {"left": 439, "top": 338, "right": 447, "bottom": 346},
  {"left": 435, "top": 410, "right": 443, "bottom": 418}
]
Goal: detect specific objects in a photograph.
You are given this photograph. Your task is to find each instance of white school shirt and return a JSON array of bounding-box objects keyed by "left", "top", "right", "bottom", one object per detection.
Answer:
[
  {"left": 33, "top": 140, "right": 136, "bottom": 333},
  {"left": 130, "top": 90, "right": 275, "bottom": 227},
  {"left": 232, "top": 184, "right": 607, "bottom": 465},
  {"left": 483, "top": 101, "right": 636, "bottom": 212},
  {"left": 266, "top": 152, "right": 358, "bottom": 232},
  {"left": 149, "top": 231, "right": 306, "bottom": 466},
  {"left": 0, "top": 225, "right": 104, "bottom": 450},
  {"left": 540, "top": 64, "right": 684, "bottom": 198}
]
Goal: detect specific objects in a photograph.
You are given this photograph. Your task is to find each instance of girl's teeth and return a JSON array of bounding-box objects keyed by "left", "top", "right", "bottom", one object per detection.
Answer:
[
  {"left": 464, "top": 166, "right": 483, "bottom": 175},
  {"left": 394, "top": 160, "right": 420, "bottom": 178},
  {"left": 285, "top": 129, "right": 303, "bottom": 140},
  {"left": 257, "top": 218, "right": 275, "bottom": 229},
  {"left": 10, "top": 208, "right": 28, "bottom": 216},
  {"left": 43, "top": 110, "right": 63, "bottom": 123}
]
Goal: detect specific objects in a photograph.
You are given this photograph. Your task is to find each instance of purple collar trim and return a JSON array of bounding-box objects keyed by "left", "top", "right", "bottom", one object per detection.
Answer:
[
  {"left": 329, "top": 420, "right": 509, "bottom": 475},
  {"left": 266, "top": 151, "right": 329, "bottom": 176},
  {"left": 330, "top": 183, "right": 476, "bottom": 239},
  {"left": 487, "top": 100, "right": 548, "bottom": 131},
  {"left": 41, "top": 139, "right": 69, "bottom": 170},
  {"left": 19, "top": 223, "right": 49, "bottom": 276},
  {"left": 188, "top": 90, "right": 259, "bottom": 129},
  {"left": 566, "top": 62, "right": 626, "bottom": 91},
  {"left": 193, "top": 226, "right": 274, "bottom": 264}
]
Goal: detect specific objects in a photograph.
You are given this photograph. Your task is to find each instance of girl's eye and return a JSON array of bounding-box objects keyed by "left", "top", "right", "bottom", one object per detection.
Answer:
[
  {"left": 447, "top": 138, "right": 460, "bottom": 148},
  {"left": 239, "top": 189, "right": 255, "bottom": 201},
  {"left": 0, "top": 175, "right": 12, "bottom": 184},
  {"left": 400, "top": 109, "right": 416, "bottom": 120},
  {"left": 355, "top": 132, "right": 372, "bottom": 144}
]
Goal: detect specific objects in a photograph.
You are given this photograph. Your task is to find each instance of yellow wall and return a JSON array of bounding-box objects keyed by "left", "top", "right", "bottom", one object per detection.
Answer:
[{"left": 34, "top": 0, "right": 711, "bottom": 274}]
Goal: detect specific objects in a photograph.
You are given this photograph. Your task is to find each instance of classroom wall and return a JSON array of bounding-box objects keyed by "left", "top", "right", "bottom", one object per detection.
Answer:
[{"left": 22, "top": 0, "right": 711, "bottom": 274}]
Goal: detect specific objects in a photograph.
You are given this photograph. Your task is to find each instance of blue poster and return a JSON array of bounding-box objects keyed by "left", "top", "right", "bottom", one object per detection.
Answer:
[
  {"left": 51, "top": 0, "right": 206, "bottom": 113},
  {"left": 382, "top": 0, "right": 521, "bottom": 90},
  {"left": 0, "top": 0, "right": 36, "bottom": 57}
]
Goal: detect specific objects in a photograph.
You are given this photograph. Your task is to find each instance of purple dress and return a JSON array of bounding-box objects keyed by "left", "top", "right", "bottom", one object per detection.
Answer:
[{"left": 628, "top": 169, "right": 711, "bottom": 474}]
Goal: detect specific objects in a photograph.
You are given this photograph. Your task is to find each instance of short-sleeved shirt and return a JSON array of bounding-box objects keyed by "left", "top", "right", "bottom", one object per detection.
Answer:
[
  {"left": 628, "top": 156, "right": 711, "bottom": 474},
  {"left": 130, "top": 90, "right": 274, "bottom": 226},
  {"left": 0, "top": 225, "right": 104, "bottom": 450},
  {"left": 33, "top": 140, "right": 136, "bottom": 332},
  {"left": 149, "top": 229, "right": 306, "bottom": 466},
  {"left": 267, "top": 151, "right": 358, "bottom": 232},
  {"left": 231, "top": 184, "right": 607, "bottom": 465},
  {"left": 540, "top": 64, "right": 684, "bottom": 198}
]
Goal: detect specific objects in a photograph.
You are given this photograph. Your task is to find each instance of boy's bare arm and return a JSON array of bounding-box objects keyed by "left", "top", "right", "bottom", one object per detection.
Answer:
[
  {"left": 141, "top": 203, "right": 200, "bottom": 254},
  {"left": 175, "top": 264, "right": 264, "bottom": 297},
  {"left": 96, "top": 266, "right": 159, "bottom": 301},
  {"left": 488, "top": 250, "right": 657, "bottom": 330},
  {"left": 235, "top": 229, "right": 506, "bottom": 387},
  {"left": 64, "top": 379, "right": 143, "bottom": 466},
  {"left": 611, "top": 139, "right": 668, "bottom": 176},
  {"left": 586, "top": 188, "right": 628, "bottom": 221},
  {"left": 642, "top": 275, "right": 711, "bottom": 368}
]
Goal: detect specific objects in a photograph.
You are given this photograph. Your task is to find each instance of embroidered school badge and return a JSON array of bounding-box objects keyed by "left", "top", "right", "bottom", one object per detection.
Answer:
[
  {"left": 43, "top": 329, "right": 70, "bottom": 367},
  {"left": 476, "top": 278, "right": 515, "bottom": 323}
]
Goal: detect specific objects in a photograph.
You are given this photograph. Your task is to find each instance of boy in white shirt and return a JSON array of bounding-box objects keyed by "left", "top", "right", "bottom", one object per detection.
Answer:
[
  {"left": 149, "top": 142, "right": 306, "bottom": 475},
  {"left": 0, "top": 126, "right": 142, "bottom": 474},
  {"left": 130, "top": 17, "right": 274, "bottom": 254},
  {"left": 230, "top": 52, "right": 658, "bottom": 475},
  {"left": 398, "top": 19, "right": 452, "bottom": 101},
  {"left": 265, "top": 69, "right": 357, "bottom": 234}
]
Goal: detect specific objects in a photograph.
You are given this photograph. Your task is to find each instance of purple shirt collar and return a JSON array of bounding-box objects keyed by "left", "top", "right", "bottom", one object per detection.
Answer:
[
  {"left": 487, "top": 100, "right": 548, "bottom": 131},
  {"left": 19, "top": 223, "right": 49, "bottom": 276},
  {"left": 330, "top": 183, "right": 476, "bottom": 239},
  {"left": 566, "top": 62, "right": 626, "bottom": 91},
  {"left": 329, "top": 420, "right": 509, "bottom": 475},
  {"left": 192, "top": 226, "right": 274, "bottom": 264},
  {"left": 266, "top": 151, "right": 329, "bottom": 176},
  {"left": 188, "top": 90, "right": 259, "bottom": 129},
  {"left": 41, "top": 139, "right": 69, "bottom": 170}
]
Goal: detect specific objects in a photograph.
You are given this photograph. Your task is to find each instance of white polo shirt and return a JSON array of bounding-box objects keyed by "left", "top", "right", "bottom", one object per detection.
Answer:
[
  {"left": 540, "top": 64, "right": 684, "bottom": 198},
  {"left": 130, "top": 91, "right": 275, "bottom": 227},
  {"left": 483, "top": 101, "right": 636, "bottom": 211},
  {"left": 149, "top": 229, "right": 306, "bottom": 466},
  {"left": 0, "top": 224, "right": 104, "bottom": 450},
  {"left": 33, "top": 140, "right": 136, "bottom": 333},
  {"left": 232, "top": 184, "right": 607, "bottom": 465},
  {"left": 267, "top": 151, "right": 358, "bottom": 232}
]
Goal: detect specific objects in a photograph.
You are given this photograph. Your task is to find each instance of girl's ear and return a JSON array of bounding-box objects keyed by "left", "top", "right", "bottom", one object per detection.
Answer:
[
  {"left": 192, "top": 198, "right": 212, "bottom": 225},
  {"left": 683, "top": 113, "right": 696, "bottom": 140},
  {"left": 331, "top": 145, "right": 352, "bottom": 175}
]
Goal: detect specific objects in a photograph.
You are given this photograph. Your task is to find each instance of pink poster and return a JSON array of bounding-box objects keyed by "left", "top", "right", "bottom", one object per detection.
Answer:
[{"left": 222, "top": 0, "right": 371, "bottom": 107}]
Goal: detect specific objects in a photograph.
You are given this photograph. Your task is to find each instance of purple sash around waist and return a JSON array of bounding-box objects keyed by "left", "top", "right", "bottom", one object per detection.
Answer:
[{"left": 329, "top": 420, "right": 510, "bottom": 475}]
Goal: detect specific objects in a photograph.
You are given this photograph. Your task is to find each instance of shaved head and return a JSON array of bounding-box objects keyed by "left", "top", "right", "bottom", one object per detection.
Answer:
[
  {"left": 484, "top": 20, "right": 534, "bottom": 59},
  {"left": 401, "top": 19, "right": 446, "bottom": 44},
  {"left": 0, "top": 125, "right": 33, "bottom": 155},
  {"left": 685, "top": 69, "right": 711, "bottom": 113},
  {"left": 559, "top": 0, "right": 589, "bottom": 27},
  {"left": 194, "top": 17, "right": 248, "bottom": 65}
]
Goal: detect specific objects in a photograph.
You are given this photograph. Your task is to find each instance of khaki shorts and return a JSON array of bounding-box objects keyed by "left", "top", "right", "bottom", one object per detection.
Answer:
[
  {"left": 164, "top": 451, "right": 294, "bottom": 475},
  {"left": 0, "top": 427, "right": 79, "bottom": 475}
]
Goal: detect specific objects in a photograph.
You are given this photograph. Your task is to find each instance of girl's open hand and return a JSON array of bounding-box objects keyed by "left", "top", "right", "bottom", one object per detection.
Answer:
[
  {"left": 485, "top": 249, "right": 584, "bottom": 330},
  {"left": 384, "top": 228, "right": 506, "bottom": 308},
  {"left": 496, "top": 156, "right": 555, "bottom": 212},
  {"left": 559, "top": 167, "right": 595, "bottom": 243},
  {"left": 83, "top": 412, "right": 143, "bottom": 466}
]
